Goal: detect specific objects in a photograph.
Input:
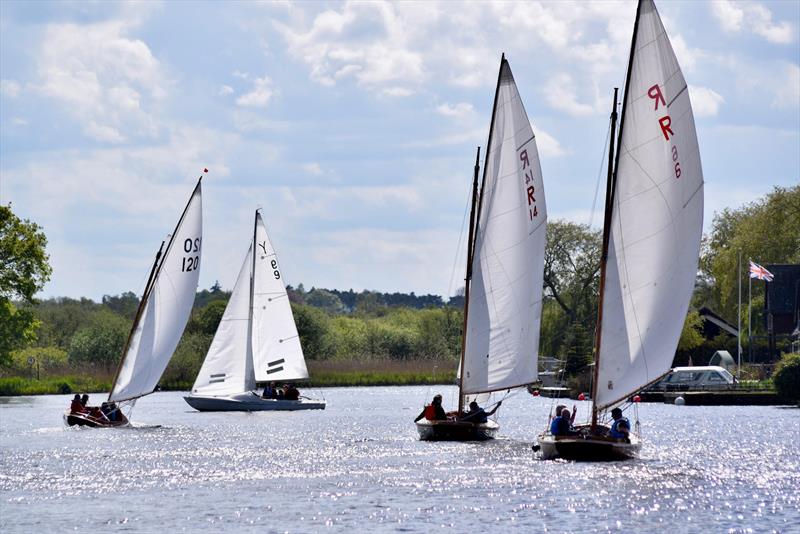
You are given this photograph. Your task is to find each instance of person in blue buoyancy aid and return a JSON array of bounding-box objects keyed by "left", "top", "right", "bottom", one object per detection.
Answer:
[
  {"left": 609, "top": 407, "right": 631, "bottom": 441},
  {"left": 550, "top": 407, "right": 578, "bottom": 436},
  {"left": 414, "top": 394, "right": 447, "bottom": 422}
]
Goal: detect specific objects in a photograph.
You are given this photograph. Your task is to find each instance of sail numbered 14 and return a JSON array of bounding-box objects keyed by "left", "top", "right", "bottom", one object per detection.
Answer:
[{"left": 462, "top": 58, "right": 547, "bottom": 397}]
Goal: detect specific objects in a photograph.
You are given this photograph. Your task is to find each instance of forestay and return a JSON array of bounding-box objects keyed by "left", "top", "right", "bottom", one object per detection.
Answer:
[
  {"left": 462, "top": 59, "right": 546, "bottom": 395},
  {"left": 595, "top": 0, "right": 704, "bottom": 409},
  {"left": 110, "top": 182, "right": 203, "bottom": 402},
  {"left": 190, "top": 245, "right": 256, "bottom": 397},
  {"left": 251, "top": 212, "right": 308, "bottom": 382}
]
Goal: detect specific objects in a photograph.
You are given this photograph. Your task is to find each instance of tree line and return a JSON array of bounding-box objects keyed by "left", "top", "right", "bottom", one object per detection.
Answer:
[{"left": 1, "top": 185, "right": 797, "bottom": 388}]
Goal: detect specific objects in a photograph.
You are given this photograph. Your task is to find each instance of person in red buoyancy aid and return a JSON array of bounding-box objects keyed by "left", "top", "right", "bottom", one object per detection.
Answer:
[
  {"left": 69, "top": 394, "right": 87, "bottom": 414},
  {"left": 414, "top": 394, "right": 447, "bottom": 422}
]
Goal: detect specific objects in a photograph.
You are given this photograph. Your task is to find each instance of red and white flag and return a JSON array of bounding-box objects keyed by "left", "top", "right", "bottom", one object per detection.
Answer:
[{"left": 749, "top": 261, "right": 774, "bottom": 282}]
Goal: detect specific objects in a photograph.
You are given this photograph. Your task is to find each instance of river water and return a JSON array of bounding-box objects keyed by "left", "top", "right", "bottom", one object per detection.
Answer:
[{"left": 1, "top": 386, "right": 798, "bottom": 533}]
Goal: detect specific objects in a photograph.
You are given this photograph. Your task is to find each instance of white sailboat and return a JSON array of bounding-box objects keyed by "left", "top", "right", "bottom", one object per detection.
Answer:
[
  {"left": 417, "top": 55, "right": 547, "bottom": 440},
  {"left": 538, "top": 0, "right": 704, "bottom": 460},
  {"left": 184, "top": 210, "right": 325, "bottom": 411},
  {"left": 65, "top": 177, "right": 204, "bottom": 428}
]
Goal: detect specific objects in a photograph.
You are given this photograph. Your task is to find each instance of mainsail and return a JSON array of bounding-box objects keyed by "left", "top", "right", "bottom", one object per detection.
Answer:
[
  {"left": 190, "top": 245, "right": 256, "bottom": 397},
  {"left": 110, "top": 180, "right": 203, "bottom": 402},
  {"left": 190, "top": 210, "right": 308, "bottom": 397},
  {"left": 594, "top": 0, "right": 704, "bottom": 410},
  {"left": 461, "top": 57, "right": 547, "bottom": 396},
  {"left": 251, "top": 212, "right": 308, "bottom": 382}
]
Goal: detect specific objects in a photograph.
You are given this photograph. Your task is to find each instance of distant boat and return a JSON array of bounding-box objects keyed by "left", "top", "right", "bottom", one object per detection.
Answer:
[
  {"left": 184, "top": 210, "right": 325, "bottom": 411},
  {"left": 416, "top": 54, "right": 547, "bottom": 441},
  {"left": 537, "top": 0, "right": 704, "bottom": 460},
  {"left": 65, "top": 178, "right": 204, "bottom": 428}
]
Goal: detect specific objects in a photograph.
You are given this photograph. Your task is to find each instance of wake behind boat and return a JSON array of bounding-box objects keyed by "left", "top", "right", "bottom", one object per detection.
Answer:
[
  {"left": 536, "top": 0, "right": 704, "bottom": 460},
  {"left": 416, "top": 54, "right": 547, "bottom": 441},
  {"left": 185, "top": 209, "right": 325, "bottom": 412},
  {"left": 64, "top": 177, "right": 203, "bottom": 428}
]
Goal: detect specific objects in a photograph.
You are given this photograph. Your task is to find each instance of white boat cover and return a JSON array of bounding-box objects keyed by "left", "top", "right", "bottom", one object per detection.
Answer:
[
  {"left": 190, "top": 245, "right": 256, "bottom": 396},
  {"left": 595, "top": 0, "right": 704, "bottom": 409},
  {"left": 110, "top": 182, "right": 203, "bottom": 402},
  {"left": 462, "top": 58, "right": 546, "bottom": 395},
  {"left": 251, "top": 212, "right": 308, "bottom": 382}
]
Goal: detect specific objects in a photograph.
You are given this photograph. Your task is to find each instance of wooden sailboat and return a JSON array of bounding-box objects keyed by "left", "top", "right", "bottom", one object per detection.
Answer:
[
  {"left": 65, "top": 178, "right": 204, "bottom": 427},
  {"left": 416, "top": 55, "right": 547, "bottom": 441},
  {"left": 537, "top": 0, "right": 704, "bottom": 460},
  {"left": 184, "top": 210, "right": 325, "bottom": 411}
]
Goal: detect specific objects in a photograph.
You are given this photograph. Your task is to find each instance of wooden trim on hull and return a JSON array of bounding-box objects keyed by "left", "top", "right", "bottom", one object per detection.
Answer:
[
  {"left": 416, "top": 419, "right": 499, "bottom": 441},
  {"left": 63, "top": 412, "right": 129, "bottom": 428},
  {"left": 538, "top": 434, "right": 640, "bottom": 461},
  {"left": 184, "top": 395, "right": 326, "bottom": 412}
]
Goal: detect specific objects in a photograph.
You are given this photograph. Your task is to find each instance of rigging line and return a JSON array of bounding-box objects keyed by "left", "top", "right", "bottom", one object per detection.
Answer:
[
  {"left": 588, "top": 120, "right": 612, "bottom": 229},
  {"left": 446, "top": 171, "right": 474, "bottom": 300}
]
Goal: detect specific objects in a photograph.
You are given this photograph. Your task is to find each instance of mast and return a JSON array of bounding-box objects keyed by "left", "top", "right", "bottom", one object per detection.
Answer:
[
  {"left": 457, "top": 146, "right": 481, "bottom": 414},
  {"left": 591, "top": 0, "right": 643, "bottom": 429},
  {"left": 108, "top": 176, "right": 203, "bottom": 402},
  {"left": 249, "top": 209, "right": 259, "bottom": 386}
]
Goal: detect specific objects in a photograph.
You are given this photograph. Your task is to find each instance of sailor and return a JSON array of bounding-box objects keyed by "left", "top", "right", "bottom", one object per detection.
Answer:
[
  {"left": 609, "top": 407, "right": 631, "bottom": 441},
  {"left": 70, "top": 394, "right": 86, "bottom": 414},
  {"left": 284, "top": 384, "right": 300, "bottom": 401},
  {"left": 550, "top": 408, "right": 578, "bottom": 436},
  {"left": 262, "top": 382, "right": 277, "bottom": 399},
  {"left": 460, "top": 400, "right": 502, "bottom": 424},
  {"left": 414, "top": 394, "right": 447, "bottom": 422}
]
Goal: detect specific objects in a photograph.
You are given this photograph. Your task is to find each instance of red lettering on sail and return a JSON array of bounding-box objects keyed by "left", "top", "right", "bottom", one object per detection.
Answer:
[
  {"left": 520, "top": 150, "right": 530, "bottom": 169},
  {"left": 648, "top": 84, "right": 665, "bottom": 110},
  {"left": 527, "top": 186, "right": 535, "bottom": 205},
  {"left": 658, "top": 116, "right": 673, "bottom": 141}
]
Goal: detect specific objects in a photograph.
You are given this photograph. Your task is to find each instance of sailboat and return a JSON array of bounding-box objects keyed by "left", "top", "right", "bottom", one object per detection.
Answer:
[
  {"left": 65, "top": 177, "right": 204, "bottom": 428},
  {"left": 184, "top": 210, "right": 325, "bottom": 411},
  {"left": 416, "top": 55, "right": 547, "bottom": 441},
  {"left": 537, "top": 0, "right": 704, "bottom": 460}
]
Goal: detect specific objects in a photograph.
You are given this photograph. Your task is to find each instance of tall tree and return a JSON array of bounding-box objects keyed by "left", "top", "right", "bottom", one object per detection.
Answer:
[{"left": 0, "top": 205, "right": 52, "bottom": 366}]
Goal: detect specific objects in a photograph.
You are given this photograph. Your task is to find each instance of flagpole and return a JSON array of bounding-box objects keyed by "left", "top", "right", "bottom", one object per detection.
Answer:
[
  {"left": 748, "top": 262, "right": 752, "bottom": 364},
  {"left": 737, "top": 251, "right": 742, "bottom": 377}
]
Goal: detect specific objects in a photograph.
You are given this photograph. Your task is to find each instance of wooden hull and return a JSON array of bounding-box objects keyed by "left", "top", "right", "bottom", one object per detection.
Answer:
[
  {"left": 184, "top": 393, "right": 326, "bottom": 412},
  {"left": 416, "top": 419, "right": 499, "bottom": 441},
  {"left": 63, "top": 411, "right": 129, "bottom": 428},
  {"left": 537, "top": 433, "right": 640, "bottom": 461}
]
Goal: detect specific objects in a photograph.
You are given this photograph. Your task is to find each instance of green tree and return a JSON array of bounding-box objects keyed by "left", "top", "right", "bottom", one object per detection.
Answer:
[
  {"left": 305, "top": 288, "right": 346, "bottom": 314},
  {"left": 772, "top": 353, "right": 800, "bottom": 401},
  {"left": 8, "top": 346, "right": 68, "bottom": 375},
  {"left": 292, "top": 303, "right": 334, "bottom": 360},
  {"left": 163, "top": 332, "right": 212, "bottom": 387},
  {"left": 102, "top": 292, "right": 139, "bottom": 319},
  {"left": 190, "top": 300, "right": 228, "bottom": 336},
  {"left": 68, "top": 310, "right": 130, "bottom": 371},
  {"left": 0, "top": 205, "right": 52, "bottom": 366}
]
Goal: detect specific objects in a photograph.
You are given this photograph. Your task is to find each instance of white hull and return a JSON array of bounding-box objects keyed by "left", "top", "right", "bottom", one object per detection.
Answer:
[
  {"left": 184, "top": 391, "right": 325, "bottom": 412},
  {"left": 537, "top": 431, "right": 640, "bottom": 461}
]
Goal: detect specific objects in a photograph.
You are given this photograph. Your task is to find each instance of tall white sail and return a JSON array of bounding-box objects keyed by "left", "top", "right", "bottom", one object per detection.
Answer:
[
  {"left": 462, "top": 58, "right": 547, "bottom": 395},
  {"left": 190, "top": 245, "right": 256, "bottom": 397},
  {"left": 251, "top": 212, "right": 308, "bottom": 382},
  {"left": 110, "top": 181, "right": 203, "bottom": 402},
  {"left": 595, "top": 0, "right": 703, "bottom": 410}
]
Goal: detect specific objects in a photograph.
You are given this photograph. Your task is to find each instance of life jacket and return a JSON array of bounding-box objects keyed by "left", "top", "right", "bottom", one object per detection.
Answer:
[
  {"left": 424, "top": 405, "right": 437, "bottom": 420},
  {"left": 610, "top": 417, "right": 630, "bottom": 438}
]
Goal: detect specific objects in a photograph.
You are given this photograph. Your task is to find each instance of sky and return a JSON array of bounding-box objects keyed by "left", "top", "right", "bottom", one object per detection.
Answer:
[{"left": 1, "top": 0, "right": 798, "bottom": 301}]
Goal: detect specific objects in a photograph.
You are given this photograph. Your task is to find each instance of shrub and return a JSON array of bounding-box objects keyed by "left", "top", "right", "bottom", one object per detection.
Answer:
[{"left": 772, "top": 353, "right": 800, "bottom": 401}]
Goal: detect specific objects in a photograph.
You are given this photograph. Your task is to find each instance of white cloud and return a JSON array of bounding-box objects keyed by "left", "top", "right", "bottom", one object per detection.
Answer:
[
  {"left": 303, "top": 162, "right": 323, "bottom": 175},
  {"left": 34, "top": 21, "right": 166, "bottom": 143},
  {"left": 689, "top": 85, "right": 725, "bottom": 117},
  {"left": 219, "top": 85, "right": 234, "bottom": 96},
  {"left": 534, "top": 128, "right": 566, "bottom": 158},
  {"left": 545, "top": 73, "right": 597, "bottom": 117},
  {"left": 711, "top": 1, "right": 794, "bottom": 44},
  {"left": 772, "top": 63, "right": 800, "bottom": 109},
  {"left": 436, "top": 102, "right": 474, "bottom": 117},
  {"left": 236, "top": 76, "right": 275, "bottom": 108},
  {"left": 11, "top": 117, "right": 28, "bottom": 126},
  {"left": 382, "top": 86, "right": 413, "bottom": 97},
  {"left": 0, "top": 79, "right": 21, "bottom": 98}
]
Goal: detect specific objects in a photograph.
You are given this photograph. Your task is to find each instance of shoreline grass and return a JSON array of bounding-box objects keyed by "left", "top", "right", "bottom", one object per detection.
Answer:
[{"left": 0, "top": 359, "right": 456, "bottom": 396}]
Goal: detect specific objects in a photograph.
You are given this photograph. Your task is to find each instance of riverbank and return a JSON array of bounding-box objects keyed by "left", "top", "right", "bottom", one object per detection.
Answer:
[{"left": 0, "top": 359, "right": 456, "bottom": 396}]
